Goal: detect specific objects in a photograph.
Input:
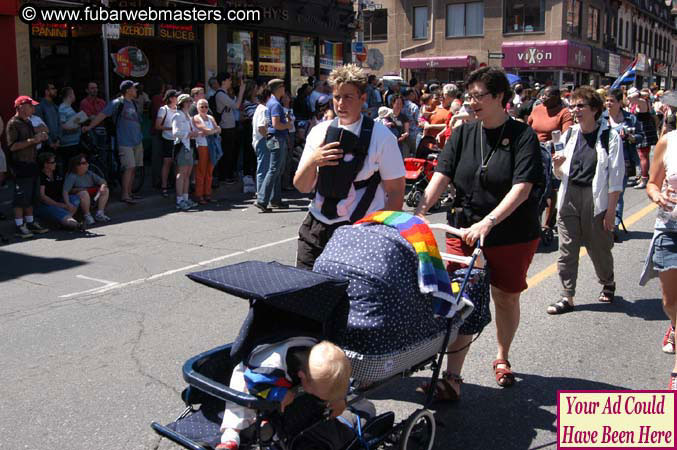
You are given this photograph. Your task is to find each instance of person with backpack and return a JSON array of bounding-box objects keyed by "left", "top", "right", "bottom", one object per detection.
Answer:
[
  {"left": 414, "top": 67, "right": 543, "bottom": 397},
  {"left": 547, "top": 86, "right": 625, "bottom": 315},
  {"left": 154, "top": 90, "right": 178, "bottom": 197},
  {"left": 211, "top": 72, "right": 245, "bottom": 184},
  {"left": 83, "top": 80, "right": 144, "bottom": 204},
  {"left": 627, "top": 87, "right": 658, "bottom": 189},
  {"left": 293, "top": 64, "right": 405, "bottom": 270},
  {"left": 603, "top": 88, "right": 644, "bottom": 241}
]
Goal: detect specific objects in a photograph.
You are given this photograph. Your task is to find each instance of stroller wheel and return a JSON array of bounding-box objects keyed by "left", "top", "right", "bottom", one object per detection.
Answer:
[
  {"left": 541, "top": 227, "right": 554, "bottom": 246},
  {"left": 410, "top": 190, "right": 423, "bottom": 209},
  {"left": 399, "top": 409, "right": 436, "bottom": 450},
  {"left": 405, "top": 191, "right": 415, "bottom": 208}
]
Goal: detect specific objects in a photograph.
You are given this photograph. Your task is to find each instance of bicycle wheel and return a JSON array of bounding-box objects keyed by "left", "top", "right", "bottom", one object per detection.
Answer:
[
  {"left": 88, "top": 161, "right": 107, "bottom": 183},
  {"left": 132, "top": 166, "right": 145, "bottom": 194}
]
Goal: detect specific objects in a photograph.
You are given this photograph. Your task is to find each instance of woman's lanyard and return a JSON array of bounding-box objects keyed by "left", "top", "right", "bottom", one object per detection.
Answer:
[{"left": 480, "top": 118, "right": 509, "bottom": 169}]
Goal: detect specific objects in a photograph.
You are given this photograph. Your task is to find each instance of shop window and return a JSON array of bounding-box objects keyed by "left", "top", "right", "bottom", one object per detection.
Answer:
[
  {"left": 587, "top": 6, "right": 599, "bottom": 41},
  {"left": 504, "top": 0, "right": 545, "bottom": 33},
  {"left": 625, "top": 21, "right": 629, "bottom": 49},
  {"left": 565, "top": 0, "right": 581, "bottom": 36},
  {"left": 446, "top": 2, "right": 484, "bottom": 37},
  {"left": 618, "top": 18, "right": 623, "bottom": 48},
  {"left": 364, "top": 8, "right": 388, "bottom": 41},
  {"left": 320, "top": 41, "right": 343, "bottom": 79},
  {"left": 258, "top": 33, "right": 287, "bottom": 81},
  {"left": 290, "top": 36, "right": 316, "bottom": 97},
  {"left": 226, "top": 30, "right": 254, "bottom": 80},
  {"left": 413, "top": 6, "right": 429, "bottom": 39}
]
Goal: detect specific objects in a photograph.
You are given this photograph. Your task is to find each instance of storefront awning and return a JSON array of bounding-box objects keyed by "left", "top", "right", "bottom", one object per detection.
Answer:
[
  {"left": 502, "top": 40, "right": 591, "bottom": 70},
  {"left": 400, "top": 55, "right": 475, "bottom": 69}
]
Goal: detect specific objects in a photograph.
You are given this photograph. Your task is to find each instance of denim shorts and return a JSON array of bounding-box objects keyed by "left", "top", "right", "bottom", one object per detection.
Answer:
[
  {"left": 36, "top": 196, "right": 80, "bottom": 224},
  {"left": 653, "top": 232, "right": 677, "bottom": 272}
]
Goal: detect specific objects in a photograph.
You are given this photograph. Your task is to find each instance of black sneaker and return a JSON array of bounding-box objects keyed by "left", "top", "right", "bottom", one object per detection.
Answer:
[
  {"left": 270, "top": 201, "right": 289, "bottom": 209},
  {"left": 26, "top": 221, "right": 49, "bottom": 234},
  {"left": 253, "top": 202, "right": 271, "bottom": 213},
  {"left": 15, "top": 224, "right": 34, "bottom": 238}
]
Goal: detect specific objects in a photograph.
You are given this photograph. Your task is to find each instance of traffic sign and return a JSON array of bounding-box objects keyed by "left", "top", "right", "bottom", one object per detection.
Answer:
[
  {"left": 488, "top": 52, "right": 505, "bottom": 59},
  {"left": 102, "top": 24, "right": 120, "bottom": 40}
]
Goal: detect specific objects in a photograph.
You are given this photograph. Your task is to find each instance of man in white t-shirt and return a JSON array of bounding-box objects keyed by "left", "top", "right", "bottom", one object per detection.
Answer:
[
  {"left": 293, "top": 64, "right": 406, "bottom": 270},
  {"left": 252, "top": 88, "right": 271, "bottom": 196}
]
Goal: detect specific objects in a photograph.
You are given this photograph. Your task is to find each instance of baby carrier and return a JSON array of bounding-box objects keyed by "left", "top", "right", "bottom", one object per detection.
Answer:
[{"left": 316, "top": 117, "right": 380, "bottom": 223}]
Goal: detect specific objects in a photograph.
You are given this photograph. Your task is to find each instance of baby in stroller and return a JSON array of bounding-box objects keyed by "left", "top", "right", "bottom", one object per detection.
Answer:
[{"left": 217, "top": 339, "right": 351, "bottom": 450}]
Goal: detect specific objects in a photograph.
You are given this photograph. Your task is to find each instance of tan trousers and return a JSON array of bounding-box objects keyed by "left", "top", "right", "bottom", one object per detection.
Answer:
[{"left": 557, "top": 184, "right": 615, "bottom": 298}]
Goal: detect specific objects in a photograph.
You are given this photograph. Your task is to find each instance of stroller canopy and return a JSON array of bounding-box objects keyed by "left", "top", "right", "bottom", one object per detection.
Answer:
[{"left": 188, "top": 261, "right": 350, "bottom": 359}]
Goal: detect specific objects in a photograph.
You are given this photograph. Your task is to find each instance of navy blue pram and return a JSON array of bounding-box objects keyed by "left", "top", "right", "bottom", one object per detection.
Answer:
[{"left": 152, "top": 223, "right": 488, "bottom": 450}]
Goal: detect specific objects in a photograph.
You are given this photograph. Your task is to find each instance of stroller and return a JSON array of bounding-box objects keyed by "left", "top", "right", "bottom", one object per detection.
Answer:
[{"left": 151, "top": 221, "right": 487, "bottom": 450}]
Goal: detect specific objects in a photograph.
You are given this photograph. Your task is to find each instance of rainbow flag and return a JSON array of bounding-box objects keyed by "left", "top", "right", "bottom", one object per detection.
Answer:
[{"left": 356, "top": 211, "right": 458, "bottom": 317}]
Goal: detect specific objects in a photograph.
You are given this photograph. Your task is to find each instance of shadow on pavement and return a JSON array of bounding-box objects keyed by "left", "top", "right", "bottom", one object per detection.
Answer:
[
  {"left": 368, "top": 373, "right": 628, "bottom": 450},
  {"left": 0, "top": 249, "right": 87, "bottom": 282},
  {"left": 572, "top": 296, "right": 665, "bottom": 321}
]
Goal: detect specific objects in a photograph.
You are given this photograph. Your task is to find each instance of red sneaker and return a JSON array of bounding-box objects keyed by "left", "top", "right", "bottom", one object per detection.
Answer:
[
  {"left": 662, "top": 325, "right": 675, "bottom": 354},
  {"left": 215, "top": 441, "right": 238, "bottom": 450}
]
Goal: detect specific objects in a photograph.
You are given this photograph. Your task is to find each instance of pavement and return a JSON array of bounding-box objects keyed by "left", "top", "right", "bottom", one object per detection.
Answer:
[{"left": 0, "top": 182, "right": 669, "bottom": 450}]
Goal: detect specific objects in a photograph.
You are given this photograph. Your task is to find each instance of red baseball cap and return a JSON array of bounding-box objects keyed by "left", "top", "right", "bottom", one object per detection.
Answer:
[{"left": 14, "top": 96, "right": 39, "bottom": 108}]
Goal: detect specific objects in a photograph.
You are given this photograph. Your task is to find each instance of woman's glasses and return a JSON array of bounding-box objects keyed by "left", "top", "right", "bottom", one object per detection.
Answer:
[
  {"left": 569, "top": 103, "right": 589, "bottom": 110},
  {"left": 467, "top": 91, "right": 492, "bottom": 102}
]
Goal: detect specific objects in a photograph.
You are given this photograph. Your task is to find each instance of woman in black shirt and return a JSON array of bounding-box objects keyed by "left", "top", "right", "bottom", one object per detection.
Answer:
[
  {"left": 548, "top": 87, "right": 624, "bottom": 314},
  {"left": 415, "top": 67, "right": 543, "bottom": 397},
  {"left": 35, "top": 152, "right": 80, "bottom": 229}
]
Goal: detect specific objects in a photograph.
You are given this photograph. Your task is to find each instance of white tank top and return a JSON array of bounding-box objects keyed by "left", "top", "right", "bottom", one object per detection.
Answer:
[
  {"left": 195, "top": 115, "right": 214, "bottom": 147},
  {"left": 657, "top": 131, "right": 677, "bottom": 227}
]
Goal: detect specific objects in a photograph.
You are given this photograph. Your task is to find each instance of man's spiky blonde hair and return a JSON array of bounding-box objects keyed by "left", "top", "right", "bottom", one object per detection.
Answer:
[{"left": 328, "top": 64, "right": 368, "bottom": 95}]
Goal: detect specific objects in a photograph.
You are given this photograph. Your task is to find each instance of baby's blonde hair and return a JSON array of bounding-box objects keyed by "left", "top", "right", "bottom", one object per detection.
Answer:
[{"left": 307, "top": 341, "right": 352, "bottom": 402}]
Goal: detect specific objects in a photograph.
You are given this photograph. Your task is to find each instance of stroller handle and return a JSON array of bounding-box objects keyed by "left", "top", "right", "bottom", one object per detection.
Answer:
[
  {"left": 429, "top": 223, "right": 485, "bottom": 269},
  {"left": 428, "top": 223, "right": 464, "bottom": 237}
]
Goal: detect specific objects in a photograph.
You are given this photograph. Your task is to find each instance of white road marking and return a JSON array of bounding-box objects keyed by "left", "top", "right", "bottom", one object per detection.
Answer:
[
  {"left": 76, "top": 275, "right": 118, "bottom": 285},
  {"left": 58, "top": 275, "right": 121, "bottom": 298},
  {"left": 59, "top": 236, "right": 298, "bottom": 299}
]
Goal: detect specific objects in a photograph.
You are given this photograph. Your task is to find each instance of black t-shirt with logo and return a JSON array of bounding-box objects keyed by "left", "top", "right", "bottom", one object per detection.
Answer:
[
  {"left": 435, "top": 118, "right": 543, "bottom": 247},
  {"left": 40, "top": 172, "right": 64, "bottom": 202}
]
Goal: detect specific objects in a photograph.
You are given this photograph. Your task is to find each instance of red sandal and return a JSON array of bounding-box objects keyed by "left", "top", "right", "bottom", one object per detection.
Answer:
[{"left": 493, "top": 359, "right": 516, "bottom": 388}]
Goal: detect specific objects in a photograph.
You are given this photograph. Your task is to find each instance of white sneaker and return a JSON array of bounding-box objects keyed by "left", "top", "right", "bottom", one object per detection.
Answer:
[
  {"left": 84, "top": 215, "right": 96, "bottom": 226},
  {"left": 95, "top": 212, "right": 111, "bottom": 222},
  {"left": 186, "top": 198, "right": 198, "bottom": 208},
  {"left": 177, "top": 200, "right": 191, "bottom": 211},
  {"left": 662, "top": 326, "right": 675, "bottom": 354}
]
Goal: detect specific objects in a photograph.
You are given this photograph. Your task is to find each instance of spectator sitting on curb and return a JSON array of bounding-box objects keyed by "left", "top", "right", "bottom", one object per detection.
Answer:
[
  {"left": 36, "top": 152, "right": 80, "bottom": 230},
  {"left": 63, "top": 154, "right": 110, "bottom": 226},
  {"left": 6, "top": 95, "right": 50, "bottom": 239}
]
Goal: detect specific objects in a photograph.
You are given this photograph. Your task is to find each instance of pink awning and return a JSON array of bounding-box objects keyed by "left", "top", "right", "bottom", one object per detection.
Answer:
[{"left": 400, "top": 55, "right": 474, "bottom": 69}]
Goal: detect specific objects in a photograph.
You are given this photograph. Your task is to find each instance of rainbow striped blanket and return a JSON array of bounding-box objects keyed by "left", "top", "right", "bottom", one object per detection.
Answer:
[{"left": 356, "top": 211, "right": 459, "bottom": 317}]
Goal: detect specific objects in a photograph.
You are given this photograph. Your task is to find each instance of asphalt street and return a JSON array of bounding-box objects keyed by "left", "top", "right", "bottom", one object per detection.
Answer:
[{"left": 0, "top": 186, "right": 667, "bottom": 450}]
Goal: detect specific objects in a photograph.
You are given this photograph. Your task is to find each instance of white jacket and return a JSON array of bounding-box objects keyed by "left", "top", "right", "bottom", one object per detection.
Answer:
[
  {"left": 554, "top": 120, "right": 625, "bottom": 217},
  {"left": 172, "top": 110, "right": 196, "bottom": 150}
]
